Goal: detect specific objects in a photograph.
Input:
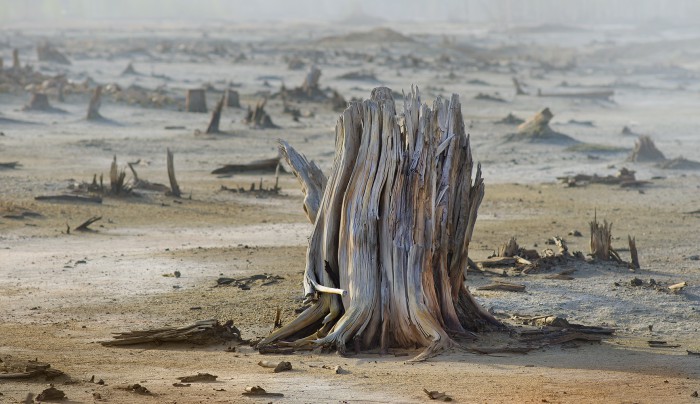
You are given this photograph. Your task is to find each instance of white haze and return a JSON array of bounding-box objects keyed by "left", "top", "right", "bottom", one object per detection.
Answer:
[{"left": 1, "top": 0, "right": 699, "bottom": 26}]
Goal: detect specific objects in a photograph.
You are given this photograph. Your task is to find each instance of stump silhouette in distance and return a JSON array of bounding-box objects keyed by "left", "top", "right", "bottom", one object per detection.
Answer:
[
  {"left": 186, "top": 89, "right": 207, "bottom": 113},
  {"left": 258, "top": 87, "right": 500, "bottom": 361},
  {"left": 224, "top": 89, "right": 241, "bottom": 108},
  {"left": 23, "top": 93, "right": 53, "bottom": 111},
  {"left": 36, "top": 42, "right": 71, "bottom": 65},
  {"left": 627, "top": 135, "right": 666, "bottom": 162},
  {"left": 206, "top": 95, "right": 225, "bottom": 134},
  {"left": 87, "top": 86, "right": 105, "bottom": 121}
]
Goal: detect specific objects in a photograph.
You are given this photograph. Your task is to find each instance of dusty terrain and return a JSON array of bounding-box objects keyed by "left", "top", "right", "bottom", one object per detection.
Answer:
[{"left": 1, "top": 19, "right": 700, "bottom": 403}]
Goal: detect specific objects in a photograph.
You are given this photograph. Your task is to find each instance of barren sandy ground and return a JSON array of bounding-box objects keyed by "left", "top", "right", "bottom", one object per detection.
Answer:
[{"left": 1, "top": 20, "right": 700, "bottom": 403}]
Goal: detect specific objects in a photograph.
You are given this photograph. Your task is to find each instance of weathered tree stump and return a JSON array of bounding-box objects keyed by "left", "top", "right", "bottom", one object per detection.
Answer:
[
  {"left": 23, "top": 93, "right": 53, "bottom": 111},
  {"left": 121, "top": 62, "right": 137, "bottom": 76},
  {"left": 86, "top": 86, "right": 104, "bottom": 121},
  {"left": 258, "top": 87, "right": 500, "bottom": 360},
  {"left": 36, "top": 42, "right": 71, "bottom": 65},
  {"left": 167, "top": 148, "right": 181, "bottom": 197},
  {"left": 224, "top": 89, "right": 241, "bottom": 108},
  {"left": 206, "top": 95, "right": 225, "bottom": 134},
  {"left": 512, "top": 77, "right": 527, "bottom": 95},
  {"left": 12, "top": 48, "right": 20, "bottom": 71},
  {"left": 301, "top": 65, "right": 321, "bottom": 96},
  {"left": 244, "top": 99, "right": 277, "bottom": 129},
  {"left": 185, "top": 89, "right": 207, "bottom": 113},
  {"left": 627, "top": 135, "right": 666, "bottom": 162},
  {"left": 508, "top": 108, "right": 576, "bottom": 143}
]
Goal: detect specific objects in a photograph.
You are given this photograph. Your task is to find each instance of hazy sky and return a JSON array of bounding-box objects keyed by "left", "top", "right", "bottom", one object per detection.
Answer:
[{"left": 1, "top": 0, "right": 699, "bottom": 25}]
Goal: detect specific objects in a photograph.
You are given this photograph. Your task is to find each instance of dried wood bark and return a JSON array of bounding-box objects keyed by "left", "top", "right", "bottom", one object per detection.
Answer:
[
  {"left": 167, "top": 148, "right": 181, "bottom": 197},
  {"left": 100, "top": 319, "right": 243, "bottom": 346},
  {"left": 279, "top": 140, "right": 327, "bottom": 223},
  {"left": 258, "top": 87, "right": 500, "bottom": 361},
  {"left": 186, "top": 89, "right": 207, "bottom": 113}
]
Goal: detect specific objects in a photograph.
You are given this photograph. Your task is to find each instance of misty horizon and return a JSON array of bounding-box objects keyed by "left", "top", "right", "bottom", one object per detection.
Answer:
[{"left": 1, "top": 0, "right": 700, "bottom": 26}]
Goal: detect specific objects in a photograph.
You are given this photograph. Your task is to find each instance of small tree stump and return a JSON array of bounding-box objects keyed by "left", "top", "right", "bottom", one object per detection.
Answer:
[
  {"left": 224, "top": 89, "right": 240, "bottom": 108},
  {"left": 167, "top": 148, "right": 181, "bottom": 197},
  {"left": 186, "top": 89, "right": 208, "bottom": 113},
  {"left": 301, "top": 65, "right": 321, "bottom": 96},
  {"left": 509, "top": 108, "right": 576, "bottom": 143}
]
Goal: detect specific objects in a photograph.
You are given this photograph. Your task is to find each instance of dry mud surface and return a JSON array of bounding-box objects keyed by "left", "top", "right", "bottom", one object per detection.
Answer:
[{"left": 1, "top": 20, "right": 700, "bottom": 403}]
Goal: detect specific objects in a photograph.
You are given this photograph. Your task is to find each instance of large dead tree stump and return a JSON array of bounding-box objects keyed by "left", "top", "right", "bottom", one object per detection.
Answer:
[
  {"left": 186, "top": 89, "right": 208, "bottom": 113},
  {"left": 627, "top": 135, "right": 666, "bottom": 162},
  {"left": 258, "top": 87, "right": 500, "bottom": 360}
]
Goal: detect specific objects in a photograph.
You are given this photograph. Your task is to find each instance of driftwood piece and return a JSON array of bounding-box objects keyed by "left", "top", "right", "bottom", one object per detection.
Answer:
[
  {"left": 242, "top": 386, "right": 283, "bottom": 397},
  {"left": 508, "top": 108, "right": 576, "bottom": 143},
  {"left": 0, "top": 161, "right": 20, "bottom": 169},
  {"left": 128, "top": 162, "right": 170, "bottom": 192},
  {"left": 497, "top": 237, "right": 519, "bottom": 257},
  {"left": 35, "top": 195, "right": 102, "bottom": 204},
  {"left": 109, "top": 155, "right": 128, "bottom": 194},
  {"left": 224, "top": 88, "right": 240, "bottom": 108},
  {"left": 0, "top": 356, "right": 66, "bottom": 380},
  {"left": 186, "top": 89, "right": 207, "bottom": 113},
  {"left": 37, "top": 42, "right": 71, "bottom": 65},
  {"left": 476, "top": 282, "right": 526, "bottom": 292},
  {"left": 628, "top": 136, "right": 666, "bottom": 162},
  {"left": 206, "top": 95, "right": 225, "bottom": 134},
  {"left": 86, "top": 86, "right": 104, "bottom": 121},
  {"left": 668, "top": 282, "right": 687, "bottom": 292},
  {"left": 257, "top": 86, "right": 500, "bottom": 361},
  {"left": 36, "top": 386, "right": 66, "bottom": 401},
  {"left": 75, "top": 216, "right": 102, "bottom": 232},
  {"left": 167, "top": 148, "right": 181, "bottom": 197},
  {"left": 558, "top": 167, "right": 639, "bottom": 187},
  {"left": 424, "top": 388, "right": 453, "bottom": 401},
  {"left": 257, "top": 361, "right": 292, "bottom": 373},
  {"left": 279, "top": 140, "right": 327, "bottom": 223},
  {"left": 211, "top": 157, "right": 282, "bottom": 175},
  {"left": 101, "top": 319, "right": 243, "bottom": 346},
  {"left": 177, "top": 373, "right": 218, "bottom": 382}
]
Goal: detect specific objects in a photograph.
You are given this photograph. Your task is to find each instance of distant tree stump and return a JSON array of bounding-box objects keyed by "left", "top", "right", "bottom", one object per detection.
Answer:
[
  {"left": 627, "top": 136, "right": 666, "bottom": 162},
  {"left": 36, "top": 42, "right": 71, "bottom": 65},
  {"left": 186, "top": 89, "right": 208, "bottom": 113},
  {"left": 258, "top": 87, "right": 500, "bottom": 361},
  {"left": 12, "top": 49, "right": 20, "bottom": 71},
  {"left": 244, "top": 99, "right": 277, "bottom": 129},
  {"left": 87, "top": 86, "right": 104, "bottom": 121},
  {"left": 206, "top": 95, "right": 225, "bottom": 134},
  {"left": 23, "top": 93, "right": 52, "bottom": 111},
  {"left": 224, "top": 89, "right": 240, "bottom": 108},
  {"left": 301, "top": 65, "right": 322, "bottom": 96}
]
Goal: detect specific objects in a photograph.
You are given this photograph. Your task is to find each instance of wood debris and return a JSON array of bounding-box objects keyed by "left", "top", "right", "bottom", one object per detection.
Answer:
[
  {"left": 242, "top": 386, "right": 284, "bottom": 397},
  {"left": 35, "top": 194, "right": 102, "bottom": 204},
  {"left": 36, "top": 386, "right": 66, "bottom": 401},
  {"left": 205, "top": 95, "right": 225, "bottom": 134},
  {"left": 177, "top": 373, "right": 218, "bottom": 382},
  {"left": 477, "top": 281, "right": 526, "bottom": 292},
  {"left": 257, "top": 360, "right": 292, "bottom": 373},
  {"left": 648, "top": 340, "right": 681, "bottom": 348},
  {"left": 100, "top": 319, "right": 244, "bottom": 346},
  {"left": 216, "top": 274, "right": 284, "bottom": 290},
  {"left": 243, "top": 98, "right": 277, "bottom": 129},
  {"left": 166, "top": 148, "right": 181, "bottom": 197},
  {"left": 211, "top": 157, "right": 282, "bottom": 175},
  {"left": 424, "top": 388, "right": 453, "bottom": 401},
  {"left": 557, "top": 167, "right": 645, "bottom": 187},
  {"left": 0, "top": 356, "right": 66, "bottom": 380},
  {"left": 186, "top": 89, "right": 207, "bottom": 113},
  {"left": 74, "top": 216, "right": 102, "bottom": 232}
]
